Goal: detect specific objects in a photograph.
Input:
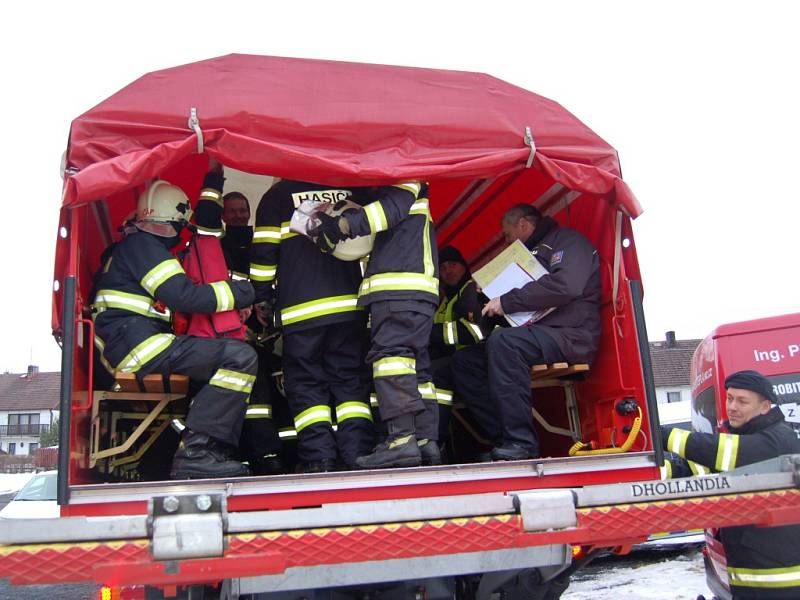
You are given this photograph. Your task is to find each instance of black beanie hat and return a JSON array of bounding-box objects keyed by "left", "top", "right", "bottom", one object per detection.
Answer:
[
  {"left": 724, "top": 370, "right": 776, "bottom": 403},
  {"left": 439, "top": 245, "right": 467, "bottom": 267}
]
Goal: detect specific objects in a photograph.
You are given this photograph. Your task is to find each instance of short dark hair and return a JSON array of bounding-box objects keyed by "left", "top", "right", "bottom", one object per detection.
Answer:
[
  {"left": 502, "top": 204, "right": 541, "bottom": 227},
  {"left": 223, "top": 191, "right": 250, "bottom": 212}
]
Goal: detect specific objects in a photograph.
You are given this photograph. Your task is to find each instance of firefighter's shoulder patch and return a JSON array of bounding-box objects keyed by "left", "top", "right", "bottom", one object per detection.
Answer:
[{"left": 550, "top": 250, "right": 564, "bottom": 266}]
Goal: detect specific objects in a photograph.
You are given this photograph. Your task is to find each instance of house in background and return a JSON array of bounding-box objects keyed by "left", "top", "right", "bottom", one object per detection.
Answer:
[
  {"left": 0, "top": 366, "right": 60, "bottom": 456},
  {"left": 649, "top": 331, "right": 702, "bottom": 405}
]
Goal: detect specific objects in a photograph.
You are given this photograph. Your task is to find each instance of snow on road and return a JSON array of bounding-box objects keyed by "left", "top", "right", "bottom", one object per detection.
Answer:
[{"left": 565, "top": 547, "right": 712, "bottom": 599}]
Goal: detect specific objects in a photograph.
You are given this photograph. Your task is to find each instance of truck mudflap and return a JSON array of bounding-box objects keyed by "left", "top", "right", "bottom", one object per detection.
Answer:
[{"left": 1, "top": 455, "right": 798, "bottom": 590}]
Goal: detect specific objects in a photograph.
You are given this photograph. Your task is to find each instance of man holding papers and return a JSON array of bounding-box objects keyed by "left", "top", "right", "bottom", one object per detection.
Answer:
[{"left": 453, "top": 204, "right": 601, "bottom": 461}]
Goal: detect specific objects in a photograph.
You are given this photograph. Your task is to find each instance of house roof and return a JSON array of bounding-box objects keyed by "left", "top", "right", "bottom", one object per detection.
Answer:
[
  {"left": 649, "top": 339, "right": 702, "bottom": 387},
  {"left": 0, "top": 370, "right": 60, "bottom": 411}
]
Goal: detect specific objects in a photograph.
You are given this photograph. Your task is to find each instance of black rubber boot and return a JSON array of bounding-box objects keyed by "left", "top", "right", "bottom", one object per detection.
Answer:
[
  {"left": 418, "top": 439, "right": 442, "bottom": 466},
  {"left": 490, "top": 441, "right": 539, "bottom": 461},
  {"left": 355, "top": 414, "right": 421, "bottom": 469},
  {"left": 170, "top": 429, "right": 250, "bottom": 479},
  {"left": 295, "top": 458, "right": 338, "bottom": 473},
  {"left": 249, "top": 454, "right": 284, "bottom": 476}
]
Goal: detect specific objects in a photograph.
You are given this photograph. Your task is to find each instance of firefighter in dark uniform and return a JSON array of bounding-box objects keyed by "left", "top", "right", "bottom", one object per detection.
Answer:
[
  {"left": 452, "top": 204, "right": 601, "bottom": 461},
  {"left": 250, "top": 180, "right": 373, "bottom": 472},
  {"left": 93, "top": 179, "right": 257, "bottom": 479},
  {"left": 193, "top": 183, "right": 284, "bottom": 475},
  {"left": 662, "top": 370, "right": 800, "bottom": 599},
  {"left": 429, "top": 246, "right": 485, "bottom": 448},
  {"left": 312, "top": 182, "right": 440, "bottom": 468}
]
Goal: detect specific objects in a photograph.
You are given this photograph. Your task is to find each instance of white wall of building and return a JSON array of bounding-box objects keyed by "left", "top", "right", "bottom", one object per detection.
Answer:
[
  {"left": 655, "top": 385, "right": 691, "bottom": 405},
  {"left": 0, "top": 409, "right": 58, "bottom": 455}
]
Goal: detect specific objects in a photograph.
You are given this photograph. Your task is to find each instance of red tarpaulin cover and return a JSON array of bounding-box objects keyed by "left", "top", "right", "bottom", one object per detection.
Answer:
[{"left": 63, "top": 54, "right": 640, "bottom": 216}]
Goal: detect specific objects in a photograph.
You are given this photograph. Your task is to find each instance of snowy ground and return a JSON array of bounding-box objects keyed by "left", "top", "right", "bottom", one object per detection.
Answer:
[
  {"left": 564, "top": 546, "right": 712, "bottom": 600},
  {"left": 0, "top": 472, "right": 36, "bottom": 494}
]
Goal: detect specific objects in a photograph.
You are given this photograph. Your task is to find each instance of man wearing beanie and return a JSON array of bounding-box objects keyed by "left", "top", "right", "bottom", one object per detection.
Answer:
[
  {"left": 429, "top": 246, "right": 486, "bottom": 458},
  {"left": 661, "top": 369, "right": 800, "bottom": 599}
]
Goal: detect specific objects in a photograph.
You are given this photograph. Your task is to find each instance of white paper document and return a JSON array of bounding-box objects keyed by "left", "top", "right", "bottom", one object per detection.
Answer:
[{"left": 482, "top": 262, "right": 555, "bottom": 327}]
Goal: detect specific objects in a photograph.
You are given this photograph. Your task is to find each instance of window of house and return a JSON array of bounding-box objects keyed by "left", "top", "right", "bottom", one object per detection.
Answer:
[
  {"left": 666, "top": 391, "right": 682, "bottom": 403},
  {"left": 7, "top": 442, "right": 16, "bottom": 455},
  {"left": 28, "top": 443, "right": 39, "bottom": 456},
  {"left": 8, "top": 413, "right": 40, "bottom": 434}
]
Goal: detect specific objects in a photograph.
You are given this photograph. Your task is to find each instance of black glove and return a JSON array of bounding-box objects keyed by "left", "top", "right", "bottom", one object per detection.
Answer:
[
  {"left": 309, "top": 212, "right": 347, "bottom": 253},
  {"left": 230, "top": 280, "right": 255, "bottom": 308},
  {"left": 193, "top": 199, "right": 222, "bottom": 231},
  {"left": 202, "top": 170, "right": 225, "bottom": 192}
]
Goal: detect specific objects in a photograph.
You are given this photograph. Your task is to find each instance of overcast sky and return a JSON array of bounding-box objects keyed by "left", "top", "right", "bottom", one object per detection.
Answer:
[{"left": 1, "top": 1, "right": 797, "bottom": 373}]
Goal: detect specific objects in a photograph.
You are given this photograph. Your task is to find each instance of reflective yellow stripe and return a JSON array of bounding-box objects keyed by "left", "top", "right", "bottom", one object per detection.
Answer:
[
  {"left": 279, "top": 427, "right": 298, "bottom": 439},
  {"left": 364, "top": 201, "right": 389, "bottom": 234},
  {"left": 199, "top": 188, "right": 223, "bottom": 207},
  {"left": 93, "top": 335, "right": 115, "bottom": 375},
  {"left": 249, "top": 263, "right": 277, "bottom": 282},
  {"left": 195, "top": 225, "right": 224, "bottom": 237},
  {"left": 115, "top": 333, "right": 175, "bottom": 374},
  {"left": 461, "top": 319, "right": 484, "bottom": 342},
  {"left": 715, "top": 433, "right": 740, "bottom": 471},
  {"left": 728, "top": 564, "right": 800, "bottom": 588},
  {"left": 280, "top": 221, "right": 298, "bottom": 240},
  {"left": 141, "top": 259, "right": 184, "bottom": 295},
  {"left": 210, "top": 368, "right": 256, "bottom": 394},
  {"left": 359, "top": 272, "right": 439, "bottom": 297},
  {"left": 281, "top": 294, "right": 361, "bottom": 326},
  {"left": 418, "top": 382, "right": 436, "bottom": 400},
  {"left": 335, "top": 401, "right": 373, "bottom": 423},
  {"left": 659, "top": 461, "right": 673, "bottom": 480},
  {"left": 294, "top": 405, "right": 333, "bottom": 432},
  {"left": 210, "top": 281, "right": 235, "bottom": 312},
  {"left": 246, "top": 404, "right": 272, "bottom": 419},
  {"left": 369, "top": 393, "right": 378, "bottom": 407},
  {"left": 444, "top": 321, "right": 458, "bottom": 345},
  {"left": 409, "top": 198, "right": 431, "bottom": 218},
  {"left": 667, "top": 428, "right": 690, "bottom": 457},
  {"left": 421, "top": 197, "right": 434, "bottom": 278},
  {"left": 230, "top": 271, "right": 249, "bottom": 281},
  {"left": 688, "top": 460, "right": 710, "bottom": 476},
  {"left": 253, "top": 226, "right": 281, "bottom": 244},
  {"left": 94, "top": 289, "right": 171, "bottom": 321},
  {"left": 373, "top": 356, "right": 416, "bottom": 377},
  {"left": 435, "top": 387, "right": 453, "bottom": 406},
  {"left": 393, "top": 182, "right": 421, "bottom": 196}
]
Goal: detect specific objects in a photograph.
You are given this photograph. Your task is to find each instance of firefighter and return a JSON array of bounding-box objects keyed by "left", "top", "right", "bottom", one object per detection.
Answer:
[
  {"left": 662, "top": 370, "right": 800, "bottom": 599},
  {"left": 192, "top": 179, "right": 284, "bottom": 475},
  {"left": 93, "top": 179, "right": 257, "bottom": 479},
  {"left": 429, "top": 246, "right": 485, "bottom": 451},
  {"left": 452, "top": 204, "right": 601, "bottom": 461},
  {"left": 250, "top": 180, "right": 373, "bottom": 472},
  {"left": 311, "top": 182, "right": 440, "bottom": 468}
]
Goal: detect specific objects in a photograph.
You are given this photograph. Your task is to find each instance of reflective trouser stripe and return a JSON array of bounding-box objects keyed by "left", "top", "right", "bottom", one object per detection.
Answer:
[
  {"left": 715, "top": 433, "right": 740, "bottom": 471},
  {"left": 365, "top": 201, "right": 389, "bottom": 234},
  {"left": 461, "top": 319, "right": 484, "bottom": 342},
  {"left": 294, "top": 405, "right": 333, "bottom": 432},
  {"left": 373, "top": 356, "right": 416, "bottom": 377},
  {"left": 246, "top": 404, "right": 272, "bottom": 419},
  {"left": 115, "top": 333, "right": 176, "bottom": 374},
  {"left": 141, "top": 259, "right": 184, "bottom": 295},
  {"left": 249, "top": 262, "right": 277, "bottom": 282},
  {"left": 728, "top": 564, "right": 800, "bottom": 588},
  {"left": 253, "top": 226, "right": 281, "bottom": 244},
  {"left": 280, "top": 294, "right": 361, "bottom": 326},
  {"left": 435, "top": 387, "right": 453, "bottom": 406},
  {"left": 210, "top": 369, "right": 256, "bottom": 394},
  {"left": 199, "top": 187, "right": 223, "bottom": 207},
  {"left": 369, "top": 393, "right": 378, "bottom": 407},
  {"left": 335, "top": 401, "right": 373, "bottom": 423},
  {"left": 94, "top": 289, "right": 171, "bottom": 321},
  {"left": 279, "top": 427, "right": 298, "bottom": 439},
  {"left": 359, "top": 273, "right": 439, "bottom": 297},
  {"left": 210, "top": 281, "right": 235, "bottom": 312},
  {"left": 93, "top": 335, "right": 115, "bottom": 375},
  {"left": 230, "top": 271, "right": 249, "bottom": 281},
  {"left": 688, "top": 460, "right": 710, "bottom": 476},
  {"left": 667, "top": 428, "right": 691, "bottom": 457},
  {"left": 418, "top": 382, "right": 436, "bottom": 401},
  {"left": 660, "top": 461, "right": 672, "bottom": 480}
]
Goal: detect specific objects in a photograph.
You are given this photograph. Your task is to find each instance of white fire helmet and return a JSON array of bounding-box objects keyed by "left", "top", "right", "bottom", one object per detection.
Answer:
[
  {"left": 328, "top": 199, "right": 375, "bottom": 261},
  {"left": 135, "top": 180, "right": 193, "bottom": 237}
]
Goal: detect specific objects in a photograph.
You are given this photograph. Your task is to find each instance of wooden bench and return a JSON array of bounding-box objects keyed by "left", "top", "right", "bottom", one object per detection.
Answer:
[
  {"left": 89, "top": 373, "right": 189, "bottom": 473},
  {"left": 450, "top": 362, "right": 589, "bottom": 445}
]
